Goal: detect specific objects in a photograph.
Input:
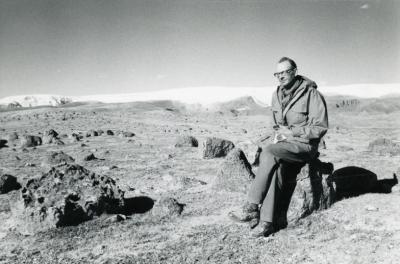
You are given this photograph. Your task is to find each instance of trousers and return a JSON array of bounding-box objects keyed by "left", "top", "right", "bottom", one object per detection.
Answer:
[{"left": 247, "top": 141, "right": 314, "bottom": 222}]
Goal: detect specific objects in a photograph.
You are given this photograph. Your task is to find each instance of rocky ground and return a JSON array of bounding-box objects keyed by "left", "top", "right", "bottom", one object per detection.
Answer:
[{"left": 0, "top": 99, "right": 400, "bottom": 264}]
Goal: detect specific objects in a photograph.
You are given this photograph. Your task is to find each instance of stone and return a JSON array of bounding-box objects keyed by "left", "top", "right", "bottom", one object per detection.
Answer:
[
  {"left": 20, "top": 135, "right": 42, "bottom": 148},
  {"left": 331, "top": 166, "right": 378, "bottom": 199},
  {"left": 0, "top": 174, "right": 21, "bottom": 194},
  {"left": 44, "top": 151, "right": 75, "bottom": 166},
  {"left": 10, "top": 164, "right": 125, "bottom": 233},
  {"left": 202, "top": 137, "right": 235, "bottom": 159},
  {"left": 118, "top": 131, "right": 135, "bottom": 137},
  {"left": 83, "top": 153, "right": 97, "bottom": 161},
  {"left": 69, "top": 133, "right": 81, "bottom": 142},
  {"left": 174, "top": 135, "right": 198, "bottom": 147},
  {"left": 151, "top": 197, "right": 184, "bottom": 218},
  {"left": 285, "top": 160, "right": 335, "bottom": 224},
  {"left": 106, "top": 130, "right": 114, "bottom": 136},
  {"left": 86, "top": 130, "right": 99, "bottom": 137},
  {"left": 42, "top": 129, "right": 61, "bottom": 145},
  {"left": 213, "top": 148, "right": 255, "bottom": 193}
]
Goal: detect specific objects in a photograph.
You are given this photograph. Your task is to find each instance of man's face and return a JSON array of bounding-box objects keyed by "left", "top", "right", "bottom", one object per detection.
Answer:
[{"left": 275, "top": 61, "right": 297, "bottom": 87}]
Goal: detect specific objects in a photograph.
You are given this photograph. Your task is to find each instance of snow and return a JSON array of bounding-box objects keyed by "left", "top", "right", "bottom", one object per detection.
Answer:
[{"left": 0, "top": 83, "right": 399, "bottom": 108}]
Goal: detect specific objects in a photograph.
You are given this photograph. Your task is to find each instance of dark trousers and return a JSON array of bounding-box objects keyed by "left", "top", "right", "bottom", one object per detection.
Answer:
[{"left": 247, "top": 141, "right": 313, "bottom": 222}]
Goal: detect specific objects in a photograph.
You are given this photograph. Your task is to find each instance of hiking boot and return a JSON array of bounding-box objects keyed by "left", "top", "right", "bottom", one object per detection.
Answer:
[
  {"left": 228, "top": 202, "right": 259, "bottom": 225},
  {"left": 250, "top": 221, "right": 275, "bottom": 238}
]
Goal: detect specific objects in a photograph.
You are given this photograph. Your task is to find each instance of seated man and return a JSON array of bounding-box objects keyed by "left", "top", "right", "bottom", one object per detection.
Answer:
[{"left": 229, "top": 57, "right": 329, "bottom": 237}]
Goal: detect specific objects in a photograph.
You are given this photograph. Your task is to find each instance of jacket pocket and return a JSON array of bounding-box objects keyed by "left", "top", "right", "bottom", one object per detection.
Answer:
[{"left": 287, "top": 101, "right": 308, "bottom": 125}]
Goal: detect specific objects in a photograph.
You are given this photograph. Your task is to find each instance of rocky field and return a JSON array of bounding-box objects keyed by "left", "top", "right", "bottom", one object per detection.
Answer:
[{"left": 0, "top": 98, "right": 400, "bottom": 264}]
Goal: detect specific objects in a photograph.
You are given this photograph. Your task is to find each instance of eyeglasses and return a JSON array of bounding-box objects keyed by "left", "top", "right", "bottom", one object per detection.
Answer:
[{"left": 273, "top": 68, "right": 296, "bottom": 77}]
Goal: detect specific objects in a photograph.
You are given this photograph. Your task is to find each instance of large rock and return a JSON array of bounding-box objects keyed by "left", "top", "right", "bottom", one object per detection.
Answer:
[
  {"left": 44, "top": 151, "right": 75, "bottom": 166},
  {"left": 10, "top": 164, "right": 125, "bottom": 233},
  {"left": 202, "top": 137, "right": 235, "bottom": 159},
  {"left": 0, "top": 174, "right": 21, "bottom": 194},
  {"left": 151, "top": 197, "right": 184, "bottom": 218},
  {"left": 174, "top": 135, "right": 198, "bottom": 147},
  {"left": 213, "top": 148, "right": 255, "bottom": 193},
  {"left": 20, "top": 135, "right": 42, "bottom": 148},
  {"left": 286, "top": 160, "right": 335, "bottom": 224},
  {"left": 42, "top": 129, "right": 63, "bottom": 145},
  {"left": 0, "top": 139, "right": 7, "bottom": 149}
]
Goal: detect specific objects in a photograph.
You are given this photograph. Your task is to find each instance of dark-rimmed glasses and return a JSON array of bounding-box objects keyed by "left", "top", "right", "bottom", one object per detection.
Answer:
[{"left": 273, "top": 68, "right": 296, "bottom": 77}]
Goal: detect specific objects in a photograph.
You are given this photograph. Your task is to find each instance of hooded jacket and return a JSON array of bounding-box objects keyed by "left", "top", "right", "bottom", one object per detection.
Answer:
[{"left": 271, "top": 75, "right": 328, "bottom": 146}]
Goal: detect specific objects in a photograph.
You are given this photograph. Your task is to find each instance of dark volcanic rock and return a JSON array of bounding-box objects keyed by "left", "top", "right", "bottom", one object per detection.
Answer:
[
  {"left": 0, "top": 174, "right": 21, "bottom": 194},
  {"left": 202, "top": 137, "right": 235, "bottom": 159},
  {"left": 152, "top": 197, "right": 184, "bottom": 218},
  {"left": 174, "top": 135, "right": 198, "bottom": 147},
  {"left": 10, "top": 164, "right": 125, "bottom": 233},
  {"left": 331, "top": 166, "right": 378, "bottom": 199},
  {"left": 213, "top": 148, "right": 254, "bottom": 193},
  {"left": 106, "top": 130, "right": 114, "bottom": 136},
  {"left": 20, "top": 135, "right": 42, "bottom": 148},
  {"left": 44, "top": 151, "right": 75, "bottom": 166}
]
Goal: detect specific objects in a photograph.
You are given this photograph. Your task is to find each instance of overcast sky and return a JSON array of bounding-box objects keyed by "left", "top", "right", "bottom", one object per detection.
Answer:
[{"left": 0, "top": 0, "right": 399, "bottom": 98}]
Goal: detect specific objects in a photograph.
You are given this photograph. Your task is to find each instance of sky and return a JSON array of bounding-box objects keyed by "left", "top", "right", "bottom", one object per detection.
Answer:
[{"left": 0, "top": 0, "right": 399, "bottom": 98}]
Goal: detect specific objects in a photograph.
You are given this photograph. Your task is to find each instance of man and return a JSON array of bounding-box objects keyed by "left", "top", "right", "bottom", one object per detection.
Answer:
[{"left": 229, "top": 57, "right": 328, "bottom": 237}]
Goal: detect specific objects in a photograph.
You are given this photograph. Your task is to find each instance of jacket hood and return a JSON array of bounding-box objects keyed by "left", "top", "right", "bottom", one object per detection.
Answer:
[{"left": 297, "top": 75, "right": 318, "bottom": 89}]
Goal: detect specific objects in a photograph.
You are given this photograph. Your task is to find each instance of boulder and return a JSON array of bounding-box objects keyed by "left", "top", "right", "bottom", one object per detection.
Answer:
[
  {"left": 83, "top": 153, "right": 97, "bottom": 161},
  {"left": 106, "top": 130, "right": 114, "bottom": 136},
  {"left": 10, "top": 164, "right": 125, "bottom": 233},
  {"left": 44, "top": 151, "right": 75, "bottom": 166},
  {"left": 0, "top": 174, "right": 21, "bottom": 194},
  {"left": 202, "top": 137, "right": 235, "bottom": 159},
  {"left": 42, "top": 129, "right": 62, "bottom": 145},
  {"left": 20, "top": 135, "right": 42, "bottom": 148},
  {"left": 285, "top": 160, "right": 335, "bottom": 224},
  {"left": 174, "top": 135, "right": 198, "bottom": 147},
  {"left": 213, "top": 148, "right": 254, "bottom": 193},
  {"left": 151, "top": 197, "right": 184, "bottom": 218}
]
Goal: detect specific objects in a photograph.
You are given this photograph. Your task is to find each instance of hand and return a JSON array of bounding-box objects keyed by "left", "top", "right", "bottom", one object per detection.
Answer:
[{"left": 275, "top": 126, "right": 293, "bottom": 138}]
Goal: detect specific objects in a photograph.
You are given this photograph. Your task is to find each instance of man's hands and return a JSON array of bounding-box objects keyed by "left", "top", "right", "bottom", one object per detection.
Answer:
[{"left": 273, "top": 125, "right": 294, "bottom": 143}]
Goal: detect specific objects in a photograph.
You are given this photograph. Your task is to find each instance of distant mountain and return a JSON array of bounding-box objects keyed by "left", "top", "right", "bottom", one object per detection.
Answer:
[{"left": 0, "top": 84, "right": 399, "bottom": 109}]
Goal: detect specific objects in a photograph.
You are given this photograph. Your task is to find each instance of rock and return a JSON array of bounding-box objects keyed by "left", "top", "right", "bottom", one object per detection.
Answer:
[
  {"left": 10, "top": 164, "right": 125, "bottom": 233},
  {"left": 0, "top": 174, "right": 22, "bottom": 194},
  {"left": 20, "top": 135, "right": 42, "bottom": 148},
  {"left": 285, "top": 160, "right": 335, "bottom": 224},
  {"left": 331, "top": 166, "right": 378, "bottom": 199},
  {"left": 213, "top": 148, "right": 254, "bottom": 193},
  {"left": 106, "top": 130, "right": 114, "bottom": 136},
  {"left": 118, "top": 131, "right": 135, "bottom": 138},
  {"left": 42, "top": 129, "right": 61, "bottom": 144},
  {"left": 151, "top": 197, "right": 184, "bottom": 218},
  {"left": 83, "top": 153, "right": 97, "bottom": 161},
  {"left": 44, "top": 129, "right": 59, "bottom": 138},
  {"left": 44, "top": 151, "right": 75, "bottom": 166},
  {"left": 202, "top": 137, "right": 235, "bottom": 159},
  {"left": 174, "top": 135, "right": 198, "bottom": 147},
  {"left": 86, "top": 130, "right": 99, "bottom": 137},
  {"left": 69, "top": 133, "right": 81, "bottom": 142}
]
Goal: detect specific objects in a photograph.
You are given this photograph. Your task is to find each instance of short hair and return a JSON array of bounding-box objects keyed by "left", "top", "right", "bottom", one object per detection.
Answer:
[{"left": 278, "top": 57, "right": 297, "bottom": 69}]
